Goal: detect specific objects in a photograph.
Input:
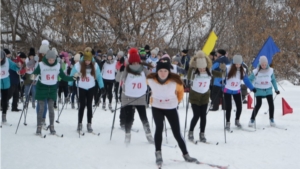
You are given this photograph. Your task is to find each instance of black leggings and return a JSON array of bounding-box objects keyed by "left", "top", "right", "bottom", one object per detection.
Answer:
[
  {"left": 103, "top": 79, "right": 114, "bottom": 104},
  {"left": 152, "top": 107, "right": 188, "bottom": 155},
  {"left": 114, "top": 82, "right": 122, "bottom": 102},
  {"left": 189, "top": 104, "right": 208, "bottom": 133},
  {"left": 211, "top": 86, "right": 225, "bottom": 110},
  {"left": 1, "top": 89, "right": 9, "bottom": 114},
  {"left": 8, "top": 84, "right": 19, "bottom": 109},
  {"left": 124, "top": 105, "right": 148, "bottom": 133},
  {"left": 58, "top": 85, "right": 68, "bottom": 99},
  {"left": 251, "top": 95, "right": 274, "bottom": 120},
  {"left": 224, "top": 93, "right": 242, "bottom": 122},
  {"left": 78, "top": 87, "right": 95, "bottom": 123}
]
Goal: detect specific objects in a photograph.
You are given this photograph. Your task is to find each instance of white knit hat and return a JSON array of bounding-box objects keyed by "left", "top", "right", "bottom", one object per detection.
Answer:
[
  {"left": 74, "top": 54, "right": 81, "bottom": 61},
  {"left": 259, "top": 56, "right": 268, "bottom": 64},
  {"left": 196, "top": 58, "right": 207, "bottom": 68},
  {"left": 233, "top": 55, "right": 243, "bottom": 64}
]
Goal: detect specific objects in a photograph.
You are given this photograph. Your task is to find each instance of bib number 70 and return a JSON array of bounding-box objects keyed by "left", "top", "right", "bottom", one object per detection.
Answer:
[{"left": 132, "top": 82, "right": 142, "bottom": 89}]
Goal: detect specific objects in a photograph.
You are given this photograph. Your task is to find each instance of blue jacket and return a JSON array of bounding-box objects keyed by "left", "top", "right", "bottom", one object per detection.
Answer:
[
  {"left": 9, "top": 69, "right": 20, "bottom": 85},
  {"left": 248, "top": 65, "right": 278, "bottom": 97},
  {"left": 69, "top": 61, "right": 104, "bottom": 89},
  {"left": 181, "top": 55, "right": 190, "bottom": 71},
  {"left": 212, "top": 56, "right": 230, "bottom": 87},
  {"left": 0, "top": 58, "right": 20, "bottom": 89}
]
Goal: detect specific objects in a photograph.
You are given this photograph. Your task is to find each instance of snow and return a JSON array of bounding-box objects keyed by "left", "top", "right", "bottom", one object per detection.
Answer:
[{"left": 1, "top": 81, "right": 300, "bottom": 169}]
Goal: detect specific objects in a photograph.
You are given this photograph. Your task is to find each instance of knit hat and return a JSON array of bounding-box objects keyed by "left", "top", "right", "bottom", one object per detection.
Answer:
[
  {"left": 3, "top": 49, "right": 10, "bottom": 55},
  {"left": 210, "top": 51, "right": 216, "bottom": 56},
  {"left": 74, "top": 54, "right": 81, "bottom": 61},
  {"left": 117, "top": 51, "right": 124, "bottom": 56},
  {"left": 1, "top": 50, "right": 6, "bottom": 59},
  {"left": 181, "top": 49, "right": 188, "bottom": 54},
  {"left": 151, "top": 47, "right": 159, "bottom": 55},
  {"left": 39, "top": 44, "right": 49, "bottom": 54},
  {"left": 27, "top": 59, "right": 36, "bottom": 69},
  {"left": 161, "top": 54, "right": 171, "bottom": 60},
  {"left": 189, "top": 50, "right": 212, "bottom": 69},
  {"left": 83, "top": 52, "right": 93, "bottom": 61},
  {"left": 232, "top": 55, "right": 243, "bottom": 64},
  {"left": 259, "top": 56, "right": 268, "bottom": 64},
  {"left": 60, "top": 51, "right": 68, "bottom": 58},
  {"left": 34, "top": 55, "right": 39, "bottom": 62},
  {"left": 52, "top": 48, "right": 58, "bottom": 57},
  {"left": 28, "top": 47, "right": 36, "bottom": 57},
  {"left": 217, "top": 49, "right": 226, "bottom": 56},
  {"left": 156, "top": 58, "right": 171, "bottom": 72},
  {"left": 107, "top": 49, "right": 113, "bottom": 57},
  {"left": 41, "top": 40, "right": 50, "bottom": 46},
  {"left": 144, "top": 45, "right": 150, "bottom": 51},
  {"left": 19, "top": 52, "right": 27, "bottom": 59},
  {"left": 128, "top": 48, "right": 141, "bottom": 64},
  {"left": 139, "top": 48, "right": 146, "bottom": 55},
  {"left": 172, "top": 56, "right": 182, "bottom": 65},
  {"left": 45, "top": 50, "right": 56, "bottom": 59}
]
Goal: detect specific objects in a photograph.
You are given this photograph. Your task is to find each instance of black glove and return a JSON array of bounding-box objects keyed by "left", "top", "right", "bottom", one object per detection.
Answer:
[
  {"left": 252, "top": 88, "right": 257, "bottom": 93},
  {"left": 100, "top": 88, "right": 106, "bottom": 96},
  {"left": 275, "top": 90, "right": 280, "bottom": 95}
]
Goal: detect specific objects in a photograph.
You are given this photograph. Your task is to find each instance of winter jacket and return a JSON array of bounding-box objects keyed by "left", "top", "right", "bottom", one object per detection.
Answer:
[
  {"left": 211, "top": 56, "right": 230, "bottom": 87},
  {"left": 248, "top": 65, "right": 278, "bottom": 97},
  {"left": 180, "top": 55, "right": 190, "bottom": 71},
  {"left": 120, "top": 65, "right": 149, "bottom": 106},
  {"left": 146, "top": 57, "right": 159, "bottom": 73},
  {"left": 0, "top": 58, "right": 20, "bottom": 89},
  {"left": 33, "top": 57, "right": 74, "bottom": 101}
]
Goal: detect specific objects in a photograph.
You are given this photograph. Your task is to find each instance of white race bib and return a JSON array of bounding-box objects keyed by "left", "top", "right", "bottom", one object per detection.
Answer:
[
  {"left": 191, "top": 74, "right": 211, "bottom": 93},
  {"left": 102, "top": 62, "right": 116, "bottom": 80},
  {"left": 75, "top": 63, "right": 96, "bottom": 89},
  {"left": 225, "top": 73, "right": 241, "bottom": 91},
  {"left": 253, "top": 68, "right": 273, "bottom": 89},
  {"left": 0, "top": 58, "right": 10, "bottom": 79},
  {"left": 124, "top": 72, "right": 147, "bottom": 97},
  {"left": 39, "top": 62, "right": 60, "bottom": 85}
]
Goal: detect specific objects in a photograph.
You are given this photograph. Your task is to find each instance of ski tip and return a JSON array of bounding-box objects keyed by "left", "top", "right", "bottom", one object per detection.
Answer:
[
  {"left": 216, "top": 142, "right": 219, "bottom": 145},
  {"left": 43, "top": 135, "right": 46, "bottom": 138},
  {"left": 98, "top": 133, "right": 100, "bottom": 136},
  {"left": 61, "top": 134, "right": 64, "bottom": 137}
]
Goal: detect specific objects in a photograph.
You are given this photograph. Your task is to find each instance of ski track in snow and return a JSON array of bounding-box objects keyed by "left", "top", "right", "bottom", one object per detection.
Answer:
[{"left": 1, "top": 80, "right": 300, "bottom": 169}]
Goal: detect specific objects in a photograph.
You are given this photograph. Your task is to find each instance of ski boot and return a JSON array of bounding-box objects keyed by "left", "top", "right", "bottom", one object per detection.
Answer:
[
  {"left": 183, "top": 154, "right": 198, "bottom": 163},
  {"left": 199, "top": 132, "right": 206, "bottom": 143},
  {"left": 102, "top": 103, "right": 106, "bottom": 110},
  {"left": 248, "top": 119, "right": 255, "bottom": 127},
  {"left": 108, "top": 103, "right": 112, "bottom": 110},
  {"left": 36, "top": 125, "right": 42, "bottom": 135},
  {"left": 143, "top": 122, "right": 154, "bottom": 143},
  {"left": 77, "top": 123, "right": 82, "bottom": 132},
  {"left": 49, "top": 125, "right": 56, "bottom": 135},
  {"left": 225, "top": 122, "right": 231, "bottom": 131},
  {"left": 87, "top": 123, "right": 93, "bottom": 133},
  {"left": 188, "top": 131, "right": 194, "bottom": 141},
  {"left": 125, "top": 133, "right": 131, "bottom": 145},
  {"left": 71, "top": 103, "right": 75, "bottom": 109},
  {"left": 155, "top": 151, "right": 163, "bottom": 166},
  {"left": 270, "top": 118, "right": 276, "bottom": 127},
  {"left": 2, "top": 114, "right": 7, "bottom": 123},
  {"left": 235, "top": 120, "right": 242, "bottom": 128}
]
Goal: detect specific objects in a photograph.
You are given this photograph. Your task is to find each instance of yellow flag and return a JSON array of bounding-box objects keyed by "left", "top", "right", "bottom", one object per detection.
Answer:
[{"left": 202, "top": 31, "right": 218, "bottom": 56}]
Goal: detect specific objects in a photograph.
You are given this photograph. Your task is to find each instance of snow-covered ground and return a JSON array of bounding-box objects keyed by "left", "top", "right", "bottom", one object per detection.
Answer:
[{"left": 1, "top": 80, "right": 300, "bottom": 169}]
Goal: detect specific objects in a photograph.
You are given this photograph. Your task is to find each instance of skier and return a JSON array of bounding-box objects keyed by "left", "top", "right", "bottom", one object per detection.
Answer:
[
  {"left": 31, "top": 49, "right": 79, "bottom": 135},
  {"left": 248, "top": 56, "right": 279, "bottom": 127},
  {"left": 69, "top": 47, "right": 104, "bottom": 133},
  {"left": 101, "top": 50, "right": 116, "bottom": 110},
  {"left": 1, "top": 50, "right": 20, "bottom": 124},
  {"left": 186, "top": 50, "right": 220, "bottom": 143},
  {"left": 221, "top": 55, "right": 255, "bottom": 130},
  {"left": 120, "top": 48, "right": 154, "bottom": 144},
  {"left": 147, "top": 58, "right": 198, "bottom": 166}
]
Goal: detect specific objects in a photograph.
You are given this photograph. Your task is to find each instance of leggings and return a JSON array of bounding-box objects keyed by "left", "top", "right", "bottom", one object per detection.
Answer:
[
  {"left": 78, "top": 87, "right": 95, "bottom": 123},
  {"left": 251, "top": 95, "right": 274, "bottom": 120},
  {"left": 102, "top": 79, "right": 114, "bottom": 104},
  {"left": 152, "top": 107, "right": 188, "bottom": 155},
  {"left": 58, "top": 85, "right": 68, "bottom": 99},
  {"left": 189, "top": 104, "right": 208, "bottom": 133},
  {"left": 224, "top": 92, "right": 242, "bottom": 122},
  {"left": 114, "top": 82, "right": 122, "bottom": 102},
  {"left": 37, "top": 99, "right": 54, "bottom": 126},
  {"left": 1, "top": 89, "right": 9, "bottom": 114},
  {"left": 124, "top": 105, "right": 148, "bottom": 133},
  {"left": 36, "top": 99, "right": 48, "bottom": 118}
]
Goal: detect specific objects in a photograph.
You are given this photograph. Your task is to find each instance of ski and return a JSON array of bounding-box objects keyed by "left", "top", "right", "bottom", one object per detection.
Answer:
[
  {"left": 236, "top": 127, "right": 255, "bottom": 132},
  {"left": 49, "top": 133, "right": 64, "bottom": 138},
  {"left": 119, "top": 127, "right": 139, "bottom": 133},
  {"left": 189, "top": 140, "right": 198, "bottom": 144},
  {"left": 226, "top": 129, "right": 233, "bottom": 133},
  {"left": 87, "top": 132, "right": 100, "bottom": 136},
  {"left": 102, "top": 108, "right": 107, "bottom": 111},
  {"left": 162, "top": 143, "right": 177, "bottom": 148},
  {"left": 0, "top": 123, "right": 12, "bottom": 127},
  {"left": 171, "top": 159, "right": 229, "bottom": 169},
  {"left": 266, "top": 126, "right": 287, "bottom": 130},
  {"left": 35, "top": 133, "right": 46, "bottom": 138}
]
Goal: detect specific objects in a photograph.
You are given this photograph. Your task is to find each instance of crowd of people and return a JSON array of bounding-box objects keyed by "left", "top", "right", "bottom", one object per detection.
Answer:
[{"left": 0, "top": 40, "right": 280, "bottom": 166}]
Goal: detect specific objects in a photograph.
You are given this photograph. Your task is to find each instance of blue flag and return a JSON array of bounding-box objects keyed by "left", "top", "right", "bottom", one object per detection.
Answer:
[{"left": 252, "top": 36, "right": 280, "bottom": 67}]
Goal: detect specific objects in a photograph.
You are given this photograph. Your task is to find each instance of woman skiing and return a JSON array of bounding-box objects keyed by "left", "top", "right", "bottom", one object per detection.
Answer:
[
  {"left": 101, "top": 50, "right": 116, "bottom": 110},
  {"left": 222, "top": 55, "right": 255, "bottom": 131},
  {"left": 186, "top": 50, "right": 217, "bottom": 143},
  {"left": 69, "top": 47, "right": 104, "bottom": 133},
  {"left": 248, "top": 56, "right": 279, "bottom": 127},
  {"left": 120, "top": 48, "right": 154, "bottom": 144},
  {"left": 147, "top": 58, "right": 198, "bottom": 167},
  {"left": 31, "top": 49, "right": 79, "bottom": 135}
]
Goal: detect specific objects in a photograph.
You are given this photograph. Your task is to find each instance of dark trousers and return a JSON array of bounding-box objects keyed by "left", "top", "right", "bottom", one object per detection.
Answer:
[
  {"left": 58, "top": 85, "right": 68, "bottom": 99},
  {"left": 251, "top": 95, "right": 274, "bottom": 120},
  {"left": 124, "top": 105, "right": 148, "bottom": 133},
  {"left": 211, "top": 86, "right": 225, "bottom": 110},
  {"left": 93, "top": 82, "right": 100, "bottom": 105},
  {"left": 146, "top": 86, "right": 151, "bottom": 105},
  {"left": 114, "top": 82, "right": 122, "bottom": 102},
  {"left": 152, "top": 107, "right": 188, "bottom": 155},
  {"left": 8, "top": 84, "right": 19, "bottom": 109},
  {"left": 224, "top": 93, "right": 242, "bottom": 122},
  {"left": 103, "top": 80, "right": 114, "bottom": 104},
  {"left": 189, "top": 104, "right": 208, "bottom": 133},
  {"left": 119, "top": 106, "right": 126, "bottom": 126},
  {"left": 1, "top": 89, "right": 9, "bottom": 114},
  {"left": 78, "top": 87, "right": 95, "bottom": 123}
]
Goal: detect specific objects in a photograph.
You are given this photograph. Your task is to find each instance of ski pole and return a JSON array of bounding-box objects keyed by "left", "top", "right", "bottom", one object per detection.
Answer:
[
  {"left": 23, "top": 83, "right": 34, "bottom": 126},
  {"left": 183, "top": 92, "right": 189, "bottom": 140},
  {"left": 221, "top": 71, "right": 227, "bottom": 143},
  {"left": 110, "top": 77, "right": 123, "bottom": 140},
  {"left": 56, "top": 92, "right": 71, "bottom": 123},
  {"left": 164, "top": 118, "right": 168, "bottom": 143}
]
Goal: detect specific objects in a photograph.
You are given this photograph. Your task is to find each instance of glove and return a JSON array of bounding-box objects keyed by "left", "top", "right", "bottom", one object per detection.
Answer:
[
  {"left": 275, "top": 90, "right": 280, "bottom": 95},
  {"left": 219, "top": 63, "right": 226, "bottom": 72},
  {"left": 252, "top": 88, "right": 257, "bottom": 93},
  {"left": 30, "top": 74, "right": 36, "bottom": 80},
  {"left": 73, "top": 72, "right": 82, "bottom": 80},
  {"left": 100, "top": 88, "right": 106, "bottom": 96}
]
